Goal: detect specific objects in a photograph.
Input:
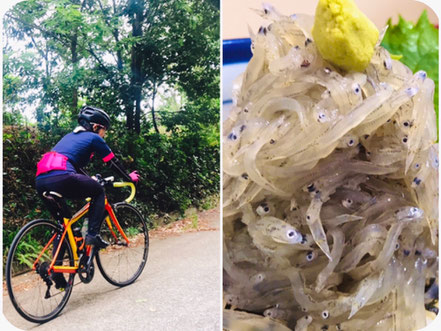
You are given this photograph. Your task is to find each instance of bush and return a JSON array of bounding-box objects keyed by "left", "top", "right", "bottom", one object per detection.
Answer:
[{"left": 3, "top": 123, "right": 219, "bottom": 237}]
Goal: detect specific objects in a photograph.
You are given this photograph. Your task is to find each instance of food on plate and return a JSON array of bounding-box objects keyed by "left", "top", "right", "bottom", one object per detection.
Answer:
[{"left": 223, "top": 1, "right": 438, "bottom": 330}]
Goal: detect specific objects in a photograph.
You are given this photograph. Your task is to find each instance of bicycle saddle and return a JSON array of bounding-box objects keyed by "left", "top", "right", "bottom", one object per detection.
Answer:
[
  {"left": 42, "top": 191, "right": 71, "bottom": 221},
  {"left": 43, "top": 191, "right": 63, "bottom": 199}
]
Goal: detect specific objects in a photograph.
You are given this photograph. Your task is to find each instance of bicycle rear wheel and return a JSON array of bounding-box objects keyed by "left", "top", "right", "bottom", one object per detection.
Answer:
[
  {"left": 96, "top": 203, "right": 149, "bottom": 286},
  {"left": 5, "top": 219, "right": 75, "bottom": 323}
]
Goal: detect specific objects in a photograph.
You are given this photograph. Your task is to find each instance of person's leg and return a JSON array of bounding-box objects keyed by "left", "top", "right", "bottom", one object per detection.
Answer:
[
  {"left": 36, "top": 173, "right": 108, "bottom": 247},
  {"left": 36, "top": 175, "right": 72, "bottom": 221},
  {"left": 36, "top": 175, "right": 73, "bottom": 289}
]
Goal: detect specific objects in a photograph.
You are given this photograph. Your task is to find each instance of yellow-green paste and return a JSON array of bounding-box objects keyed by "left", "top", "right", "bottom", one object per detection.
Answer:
[{"left": 312, "top": 0, "right": 379, "bottom": 72}]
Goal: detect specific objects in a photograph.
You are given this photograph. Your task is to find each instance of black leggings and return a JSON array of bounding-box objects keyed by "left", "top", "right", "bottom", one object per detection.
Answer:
[{"left": 36, "top": 173, "right": 105, "bottom": 236}]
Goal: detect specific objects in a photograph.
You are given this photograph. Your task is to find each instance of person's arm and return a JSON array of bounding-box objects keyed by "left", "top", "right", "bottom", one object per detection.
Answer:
[
  {"left": 107, "top": 157, "right": 133, "bottom": 182},
  {"left": 94, "top": 135, "right": 139, "bottom": 183}
]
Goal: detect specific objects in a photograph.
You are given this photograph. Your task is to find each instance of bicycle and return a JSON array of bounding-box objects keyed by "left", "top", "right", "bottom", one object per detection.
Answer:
[{"left": 5, "top": 175, "right": 149, "bottom": 323}]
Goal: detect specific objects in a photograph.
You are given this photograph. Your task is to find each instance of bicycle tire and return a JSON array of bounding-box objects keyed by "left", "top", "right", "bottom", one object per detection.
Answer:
[
  {"left": 96, "top": 203, "right": 149, "bottom": 286},
  {"left": 5, "top": 219, "right": 75, "bottom": 323}
]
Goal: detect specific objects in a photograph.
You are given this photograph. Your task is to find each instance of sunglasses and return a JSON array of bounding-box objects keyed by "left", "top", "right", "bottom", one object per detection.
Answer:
[{"left": 91, "top": 123, "right": 108, "bottom": 131}]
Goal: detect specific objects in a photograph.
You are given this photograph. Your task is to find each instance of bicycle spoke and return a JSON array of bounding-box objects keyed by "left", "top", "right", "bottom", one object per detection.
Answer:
[
  {"left": 96, "top": 203, "right": 148, "bottom": 286},
  {"left": 6, "top": 220, "right": 75, "bottom": 323}
]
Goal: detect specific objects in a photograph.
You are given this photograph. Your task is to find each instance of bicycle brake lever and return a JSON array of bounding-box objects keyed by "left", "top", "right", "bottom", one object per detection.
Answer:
[{"left": 94, "top": 174, "right": 106, "bottom": 186}]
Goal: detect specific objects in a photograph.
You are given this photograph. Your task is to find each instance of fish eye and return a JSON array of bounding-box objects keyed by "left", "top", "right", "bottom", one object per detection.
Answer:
[
  {"left": 307, "top": 183, "right": 315, "bottom": 192},
  {"left": 405, "top": 87, "right": 418, "bottom": 97},
  {"left": 395, "top": 243, "right": 400, "bottom": 250},
  {"left": 306, "top": 251, "right": 314, "bottom": 261},
  {"left": 418, "top": 71, "right": 427, "bottom": 80},
  {"left": 241, "top": 173, "right": 249, "bottom": 180},
  {"left": 352, "top": 84, "right": 361, "bottom": 94},
  {"left": 287, "top": 230, "right": 295, "bottom": 238},
  {"left": 403, "top": 121, "right": 410, "bottom": 127},
  {"left": 317, "top": 112, "right": 327, "bottom": 122},
  {"left": 263, "top": 206, "right": 270, "bottom": 212},
  {"left": 347, "top": 139, "right": 355, "bottom": 146},
  {"left": 342, "top": 198, "right": 353, "bottom": 208},
  {"left": 402, "top": 136, "right": 408, "bottom": 143},
  {"left": 322, "top": 310, "right": 330, "bottom": 319},
  {"left": 227, "top": 132, "right": 238, "bottom": 140},
  {"left": 254, "top": 273, "right": 265, "bottom": 282},
  {"left": 258, "top": 26, "right": 267, "bottom": 35}
]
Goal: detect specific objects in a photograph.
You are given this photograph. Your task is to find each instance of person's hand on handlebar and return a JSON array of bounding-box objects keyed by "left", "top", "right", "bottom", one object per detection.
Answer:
[{"left": 129, "top": 170, "right": 140, "bottom": 184}]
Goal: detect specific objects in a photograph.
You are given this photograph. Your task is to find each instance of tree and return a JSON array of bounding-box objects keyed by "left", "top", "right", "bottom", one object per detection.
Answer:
[{"left": 3, "top": 0, "right": 220, "bottom": 224}]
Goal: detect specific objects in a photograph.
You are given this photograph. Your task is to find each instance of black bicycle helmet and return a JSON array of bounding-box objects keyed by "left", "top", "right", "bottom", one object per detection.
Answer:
[{"left": 78, "top": 105, "right": 111, "bottom": 129}]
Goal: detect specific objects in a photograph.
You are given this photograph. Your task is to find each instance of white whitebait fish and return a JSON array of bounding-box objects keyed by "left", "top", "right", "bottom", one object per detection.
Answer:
[{"left": 223, "top": 3, "right": 438, "bottom": 331}]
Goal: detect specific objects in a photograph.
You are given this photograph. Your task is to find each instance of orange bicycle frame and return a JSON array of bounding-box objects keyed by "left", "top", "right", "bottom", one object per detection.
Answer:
[{"left": 31, "top": 181, "right": 135, "bottom": 275}]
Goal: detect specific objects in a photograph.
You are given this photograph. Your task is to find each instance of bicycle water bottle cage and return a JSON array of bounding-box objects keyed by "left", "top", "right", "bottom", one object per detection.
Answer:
[{"left": 42, "top": 191, "right": 71, "bottom": 223}]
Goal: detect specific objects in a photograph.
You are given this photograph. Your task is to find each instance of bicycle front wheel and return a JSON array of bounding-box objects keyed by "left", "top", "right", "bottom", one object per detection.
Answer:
[
  {"left": 5, "top": 219, "right": 75, "bottom": 323},
  {"left": 96, "top": 203, "right": 149, "bottom": 286}
]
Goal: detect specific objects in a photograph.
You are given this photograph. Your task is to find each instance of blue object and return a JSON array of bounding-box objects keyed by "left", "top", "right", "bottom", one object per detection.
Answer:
[
  {"left": 222, "top": 39, "right": 253, "bottom": 119},
  {"left": 223, "top": 39, "right": 252, "bottom": 65}
]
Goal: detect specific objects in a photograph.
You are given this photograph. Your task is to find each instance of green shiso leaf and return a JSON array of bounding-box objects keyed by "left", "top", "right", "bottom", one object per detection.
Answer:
[{"left": 381, "top": 11, "right": 439, "bottom": 132}]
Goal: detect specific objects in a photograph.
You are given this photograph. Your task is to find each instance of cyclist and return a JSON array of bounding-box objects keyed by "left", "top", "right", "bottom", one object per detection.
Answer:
[{"left": 35, "top": 106, "right": 139, "bottom": 287}]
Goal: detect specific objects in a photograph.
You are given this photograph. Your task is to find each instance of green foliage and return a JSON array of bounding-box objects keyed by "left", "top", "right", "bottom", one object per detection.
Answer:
[
  {"left": 381, "top": 11, "right": 439, "bottom": 121},
  {"left": 3, "top": 230, "right": 51, "bottom": 268},
  {"left": 15, "top": 239, "right": 48, "bottom": 268},
  {"left": 3, "top": 123, "right": 219, "bottom": 231},
  {"left": 126, "top": 226, "right": 141, "bottom": 237},
  {"left": 191, "top": 214, "right": 198, "bottom": 229},
  {"left": 2, "top": 0, "right": 220, "bottom": 244}
]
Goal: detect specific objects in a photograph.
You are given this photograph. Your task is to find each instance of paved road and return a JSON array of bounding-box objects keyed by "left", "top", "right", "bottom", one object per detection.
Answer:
[{"left": 2, "top": 209, "right": 221, "bottom": 331}]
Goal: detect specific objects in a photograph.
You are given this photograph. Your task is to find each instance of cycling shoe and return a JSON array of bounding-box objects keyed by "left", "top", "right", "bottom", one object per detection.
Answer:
[{"left": 85, "top": 234, "right": 109, "bottom": 249}]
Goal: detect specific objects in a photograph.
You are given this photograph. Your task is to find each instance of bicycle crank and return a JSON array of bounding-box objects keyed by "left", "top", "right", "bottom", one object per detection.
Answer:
[{"left": 78, "top": 250, "right": 96, "bottom": 284}]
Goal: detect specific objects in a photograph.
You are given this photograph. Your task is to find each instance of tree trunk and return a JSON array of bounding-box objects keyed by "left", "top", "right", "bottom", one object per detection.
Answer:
[
  {"left": 71, "top": 32, "right": 78, "bottom": 112},
  {"left": 70, "top": 0, "right": 84, "bottom": 113},
  {"left": 128, "top": 0, "right": 144, "bottom": 133},
  {"left": 113, "top": 0, "right": 123, "bottom": 71},
  {"left": 151, "top": 84, "right": 159, "bottom": 133},
  {"left": 134, "top": 89, "right": 142, "bottom": 133}
]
